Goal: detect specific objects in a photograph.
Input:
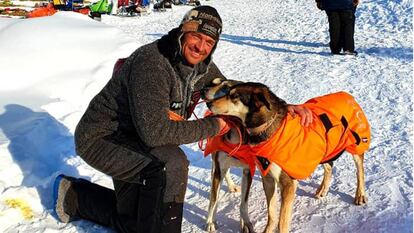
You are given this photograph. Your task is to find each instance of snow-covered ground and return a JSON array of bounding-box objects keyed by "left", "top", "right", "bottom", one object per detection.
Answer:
[{"left": 0, "top": 0, "right": 412, "bottom": 232}]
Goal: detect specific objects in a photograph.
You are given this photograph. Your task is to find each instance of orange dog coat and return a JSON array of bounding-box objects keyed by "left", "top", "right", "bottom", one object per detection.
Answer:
[{"left": 204, "top": 92, "right": 370, "bottom": 179}]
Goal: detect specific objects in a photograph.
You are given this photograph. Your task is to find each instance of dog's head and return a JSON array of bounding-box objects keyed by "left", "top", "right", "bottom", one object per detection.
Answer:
[
  {"left": 205, "top": 82, "right": 288, "bottom": 129},
  {"left": 201, "top": 78, "right": 243, "bottom": 102}
]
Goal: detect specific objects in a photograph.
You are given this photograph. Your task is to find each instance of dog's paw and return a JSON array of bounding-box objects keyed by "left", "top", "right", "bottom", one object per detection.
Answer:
[
  {"left": 228, "top": 185, "right": 241, "bottom": 193},
  {"left": 315, "top": 186, "right": 329, "bottom": 198},
  {"left": 205, "top": 222, "right": 217, "bottom": 232},
  {"left": 241, "top": 225, "right": 253, "bottom": 233},
  {"left": 354, "top": 194, "right": 367, "bottom": 205},
  {"left": 241, "top": 221, "right": 255, "bottom": 233},
  {"left": 262, "top": 226, "right": 276, "bottom": 233}
]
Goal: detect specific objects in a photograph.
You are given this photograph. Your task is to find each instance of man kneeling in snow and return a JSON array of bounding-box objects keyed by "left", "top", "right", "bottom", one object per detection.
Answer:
[
  {"left": 53, "top": 6, "right": 231, "bottom": 233},
  {"left": 53, "top": 5, "right": 310, "bottom": 233}
]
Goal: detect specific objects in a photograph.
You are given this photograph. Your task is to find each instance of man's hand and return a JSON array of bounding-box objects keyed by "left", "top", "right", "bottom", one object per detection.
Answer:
[
  {"left": 215, "top": 116, "right": 232, "bottom": 136},
  {"left": 287, "top": 105, "right": 313, "bottom": 127}
]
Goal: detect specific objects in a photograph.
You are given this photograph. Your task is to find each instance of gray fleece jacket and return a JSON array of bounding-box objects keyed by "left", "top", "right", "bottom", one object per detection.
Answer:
[{"left": 74, "top": 27, "right": 225, "bottom": 182}]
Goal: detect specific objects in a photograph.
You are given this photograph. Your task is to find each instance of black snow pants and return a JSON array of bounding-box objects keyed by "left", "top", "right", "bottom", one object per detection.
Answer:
[
  {"left": 69, "top": 145, "right": 189, "bottom": 233},
  {"left": 326, "top": 9, "right": 356, "bottom": 53}
]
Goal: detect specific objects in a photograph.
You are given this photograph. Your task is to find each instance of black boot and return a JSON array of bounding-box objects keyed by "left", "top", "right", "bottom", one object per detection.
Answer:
[
  {"left": 53, "top": 175, "right": 81, "bottom": 223},
  {"left": 54, "top": 175, "right": 118, "bottom": 227}
]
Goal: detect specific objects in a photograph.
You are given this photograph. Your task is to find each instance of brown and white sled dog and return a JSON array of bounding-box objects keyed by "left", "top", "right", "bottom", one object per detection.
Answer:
[{"left": 201, "top": 78, "right": 370, "bottom": 233}]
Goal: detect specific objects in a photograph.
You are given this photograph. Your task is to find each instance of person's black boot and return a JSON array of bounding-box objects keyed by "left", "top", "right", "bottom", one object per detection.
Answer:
[
  {"left": 344, "top": 50, "right": 358, "bottom": 56},
  {"left": 53, "top": 175, "right": 81, "bottom": 223}
]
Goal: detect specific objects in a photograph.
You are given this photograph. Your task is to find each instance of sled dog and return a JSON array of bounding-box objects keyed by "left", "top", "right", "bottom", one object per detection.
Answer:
[{"left": 201, "top": 78, "right": 370, "bottom": 233}]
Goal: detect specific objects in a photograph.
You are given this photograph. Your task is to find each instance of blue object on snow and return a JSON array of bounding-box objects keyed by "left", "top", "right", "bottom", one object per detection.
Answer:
[{"left": 142, "top": 0, "right": 150, "bottom": 6}]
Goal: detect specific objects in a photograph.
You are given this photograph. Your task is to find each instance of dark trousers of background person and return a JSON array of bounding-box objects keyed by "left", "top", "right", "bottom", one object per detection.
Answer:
[
  {"left": 326, "top": 9, "right": 356, "bottom": 53},
  {"left": 68, "top": 146, "right": 189, "bottom": 233}
]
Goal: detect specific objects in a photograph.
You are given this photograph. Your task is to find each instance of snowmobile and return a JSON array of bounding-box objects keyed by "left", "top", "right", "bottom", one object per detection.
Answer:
[{"left": 89, "top": 0, "right": 113, "bottom": 20}]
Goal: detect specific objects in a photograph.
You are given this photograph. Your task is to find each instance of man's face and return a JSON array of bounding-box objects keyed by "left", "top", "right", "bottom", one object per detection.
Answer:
[{"left": 182, "top": 32, "right": 216, "bottom": 65}]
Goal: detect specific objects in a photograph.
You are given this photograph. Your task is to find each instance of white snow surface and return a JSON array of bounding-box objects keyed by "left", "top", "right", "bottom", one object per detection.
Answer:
[{"left": 0, "top": 0, "right": 412, "bottom": 232}]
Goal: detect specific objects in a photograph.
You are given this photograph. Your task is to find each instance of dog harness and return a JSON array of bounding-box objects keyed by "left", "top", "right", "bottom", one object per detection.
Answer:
[{"left": 204, "top": 92, "right": 370, "bottom": 179}]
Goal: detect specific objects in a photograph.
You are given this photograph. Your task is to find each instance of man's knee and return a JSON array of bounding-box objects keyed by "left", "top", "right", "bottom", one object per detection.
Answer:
[
  {"left": 150, "top": 146, "right": 189, "bottom": 172},
  {"left": 150, "top": 146, "right": 189, "bottom": 203}
]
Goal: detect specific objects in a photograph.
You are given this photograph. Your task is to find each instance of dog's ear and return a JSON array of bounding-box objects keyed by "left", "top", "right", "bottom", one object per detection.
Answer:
[
  {"left": 252, "top": 93, "right": 271, "bottom": 110},
  {"left": 252, "top": 87, "right": 271, "bottom": 111},
  {"left": 212, "top": 78, "right": 224, "bottom": 85}
]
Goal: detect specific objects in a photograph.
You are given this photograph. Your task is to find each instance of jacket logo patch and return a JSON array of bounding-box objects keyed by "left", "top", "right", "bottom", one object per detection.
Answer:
[{"left": 170, "top": 101, "right": 183, "bottom": 110}]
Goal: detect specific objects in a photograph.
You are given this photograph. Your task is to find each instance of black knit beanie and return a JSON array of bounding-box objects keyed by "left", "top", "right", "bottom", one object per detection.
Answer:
[{"left": 180, "top": 5, "right": 222, "bottom": 41}]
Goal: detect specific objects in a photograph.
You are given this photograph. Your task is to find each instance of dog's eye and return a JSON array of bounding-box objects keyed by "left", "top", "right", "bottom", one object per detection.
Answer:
[
  {"left": 229, "top": 93, "right": 239, "bottom": 99},
  {"left": 222, "top": 86, "right": 230, "bottom": 93},
  {"left": 214, "top": 87, "right": 230, "bottom": 100}
]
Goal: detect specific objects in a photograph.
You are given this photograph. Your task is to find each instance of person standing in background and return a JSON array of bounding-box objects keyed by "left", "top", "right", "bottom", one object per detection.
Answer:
[{"left": 316, "top": 0, "right": 359, "bottom": 55}]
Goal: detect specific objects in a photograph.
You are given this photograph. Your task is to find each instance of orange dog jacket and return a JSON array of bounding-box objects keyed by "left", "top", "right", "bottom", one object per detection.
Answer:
[{"left": 204, "top": 92, "right": 370, "bottom": 179}]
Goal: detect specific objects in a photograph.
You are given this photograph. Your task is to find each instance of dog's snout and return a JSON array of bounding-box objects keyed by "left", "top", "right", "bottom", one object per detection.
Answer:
[
  {"left": 200, "top": 87, "right": 209, "bottom": 100},
  {"left": 206, "top": 101, "right": 212, "bottom": 109}
]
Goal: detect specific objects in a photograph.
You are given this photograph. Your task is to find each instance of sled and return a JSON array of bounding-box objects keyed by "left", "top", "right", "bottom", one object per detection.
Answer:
[
  {"left": 26, "top": 0, "right": 90, "bottom": 18},
  {"left": 26, "top": 3, "right": 58, "bottom": 18},
  {"left": 0, "top": 7, "right": 29, "bottom": 18}
]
